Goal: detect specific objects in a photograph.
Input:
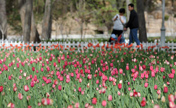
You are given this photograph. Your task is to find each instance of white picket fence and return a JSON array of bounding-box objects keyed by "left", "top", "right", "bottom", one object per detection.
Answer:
[{"left": 0, "top": 39, "right": 176, "bottom": 53}]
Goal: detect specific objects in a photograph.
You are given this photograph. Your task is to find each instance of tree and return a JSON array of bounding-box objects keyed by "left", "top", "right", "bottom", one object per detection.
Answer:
[
  {"left": 0, "top": 0, "right": 7, "bottom": 40},
  {"left": 18, "top": 0, "right": 33, "bottom": 43},
  {"left": 41, "top": 0, "right": 53, "bottom": 40},
  {"left": 137, "top": 0, "right": 147, "bottom": 42},
  {"left": 30, "top": 12, "right": 41, "bottom": 43}
]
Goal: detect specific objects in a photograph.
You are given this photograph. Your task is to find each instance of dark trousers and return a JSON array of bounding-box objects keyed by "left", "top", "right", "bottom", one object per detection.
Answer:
[
  {"left": 109, "top": 29, "right": 123, "bottom": 42},
  {"left": 129, "top": 28, "right": 140, "bottom": 45}
]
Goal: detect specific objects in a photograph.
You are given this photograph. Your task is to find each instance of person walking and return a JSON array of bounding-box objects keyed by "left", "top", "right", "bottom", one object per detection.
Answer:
[
  {"left": 109, "top": 8, "right": 126, "bottom": 43},
  {"left": 124, "top": 3, "right": 140, "bottom": 46}
]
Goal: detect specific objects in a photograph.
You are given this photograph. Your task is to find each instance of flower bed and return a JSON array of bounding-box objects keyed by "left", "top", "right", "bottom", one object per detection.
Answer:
[{"left": 0, "top": 48, "right": 175, "bottom": 108}]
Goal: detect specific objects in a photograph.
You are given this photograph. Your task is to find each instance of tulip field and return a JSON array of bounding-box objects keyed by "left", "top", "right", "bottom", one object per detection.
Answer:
[{"left": 0, "top": 45, "right": 176, "bottom": 108}]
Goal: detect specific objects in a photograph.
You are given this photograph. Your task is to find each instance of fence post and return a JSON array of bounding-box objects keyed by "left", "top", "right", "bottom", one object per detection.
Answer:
[{"left": 171, "top": 41, "right": 174, "bottom": 53}]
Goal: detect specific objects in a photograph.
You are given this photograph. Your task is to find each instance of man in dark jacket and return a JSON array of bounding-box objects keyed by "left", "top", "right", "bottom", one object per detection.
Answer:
[{"left": 124, "top": 3, "right": 140, "bottom": 46}]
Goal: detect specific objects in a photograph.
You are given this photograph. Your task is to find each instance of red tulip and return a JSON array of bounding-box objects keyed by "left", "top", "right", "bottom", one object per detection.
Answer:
[
  {"left": 133, "top": 91, "right": 138, "bottom": 97},
  {"left": 92, "top": 97, "right": 97, "bottom": 105},
  {"left": 140, "top": 100, "right": 146, "bottom": 107},
  {"left": 32, "top": 67, "right": 35, "bottom": 71},
  {"left": 0, "top": 86, "right": 3, "bottom": 92},
  {"left": 118, "top": 83, "right": 122, "bottom": 89},
  {"left": 28, "top": 105, "right": 32, "bottom": 108},
  {"left": 163, "top": 86, "right": 168, "bottom": 93}
]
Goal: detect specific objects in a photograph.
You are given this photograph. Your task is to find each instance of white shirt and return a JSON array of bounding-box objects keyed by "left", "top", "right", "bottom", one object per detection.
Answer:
[{"left": 112, "top": 14, "right": 126, "bottom": 30}]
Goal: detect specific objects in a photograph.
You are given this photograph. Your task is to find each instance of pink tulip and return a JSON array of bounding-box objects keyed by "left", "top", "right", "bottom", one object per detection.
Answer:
[
  {"left": 58, "top": 85, "right": 62, "bottom": 91},
  {"left": 126, "top": 65, "right": 129, "bottom": 70},
  {"left": 85, "top": 103, "right": 89, "bottom": 108},
  {"left": 7, "top": 103, "right": 15, "bottom": 108},
  {"left": 119, "top": 69, "right": 123, "bottom": 74},
  {"left": 110, "top": 63, "right": 113, "bottom": 67},
  {"left": 24, "top": 85, "right": 29, "bottom": 92},
  {"left": 75, "top": 103, "right": 79, "bottom": 108},
  {"left": 31, "top": 81, "right": 35, "bottom": 87},
  {"left": 102, "top": 100, "right": 107, "bottom": 107},
  {"left": 66, "top": 78, "right": 70, "bottom": 83},
  {"left": 151, "top": 71, "right": 155, "bottom": 77},
  {"left": 168, "top": 94, "right": 175, "bottom": 102},
  {"left": 144, "top": 83, "right": 148, "bottom": 88},
  {"left": 169, "top": 102, "right": 175, "bottom": 108},
  {"left": 108, "top": 95, "right": 113, "bottom": 101},
  {"left": 78, "top": 87, "right": 82, "bottom": 92},
  {"left": 87, "top": 74, "right": 92, "bottom": 80},
  {"left": 128, "top": 87, "right": 131, "bottom": 91},
  {"left": 13, "top": 86, "right": 17, "bottom": 92},
  {"left": 141, "top": 73, "right": 144, "bottom": 79},
  {"left": 8, "top": 76, "right": 12, "bottom": 80},
  {"left": 168, "top": 73, "right": 174, "bottom": 79},
  {"left": 109, "top": 76, "right": 113, "bottom": 82},
  {"left": 131, "top": 69, "right": 135, "bottom": 73},
  {"left": 67, "top": 105, "right": 73, "bottom": 108},
  {"left": 18, "top": 93, "right": 23, "bottom": 100},
  {"left": 162, "top": 75, "right": 165, "bottom": 79},
  {"left": 154, "top": 85, "right": 157, "bottom": 90},
  {"left": 157, "top": 90, "right": 161, "bottom": 95},
  {"left": 160, "top": 67, "right": 165, "bottom": 72},
  {"left": 34, "top": 75, "right": 37, "bottom": 81},
  {"left": 41, "top": 68, "right": 44, "bottom": 72},
  {"left": 59, "top": 76, "right": 64, "bottom": 81},
  {"left": 118, "top": 91, "right": 121, "bottom": 95},
  {"left": 96, "top": 80, "right": 99, "bottom": 84},
  {"left": 145, "top": 74, "right": 148, "bottom": 79},
  {"left": 79, "top": 78, "right": 82, "bottom": 83},
  {"left": 45, "top": 79, "right": 50, "bottom": 84},
  {"left": 154, "top": 104, "right": 160, "bottom": 108},
  {"left": 171, "top": 69, "right": 175, "bottom": 74}
]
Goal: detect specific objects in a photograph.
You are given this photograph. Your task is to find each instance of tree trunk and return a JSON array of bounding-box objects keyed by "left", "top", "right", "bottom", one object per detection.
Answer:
[
  {"left": 19, "top": 0, "right": 33, "bottom": 43},
  {"left": 42, "top": 0, "right": 52, "bottom": 40},
  {"left": 19, "top": 0, "right": 40, "bottom": 43},
  {"left": 0, "top": 0, "right": 7, "bottom": 39},
  {"left": 137, "top": 0, "right": 147, "bottom": 43},
  {"left": 30, "top": 12, "right": 41, "bottom": 43}
]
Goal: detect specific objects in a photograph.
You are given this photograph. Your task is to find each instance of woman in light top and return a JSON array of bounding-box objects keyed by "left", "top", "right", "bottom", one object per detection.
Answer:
[{"left": 109, "top": 8, "right": 126, "bottom": 43}]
